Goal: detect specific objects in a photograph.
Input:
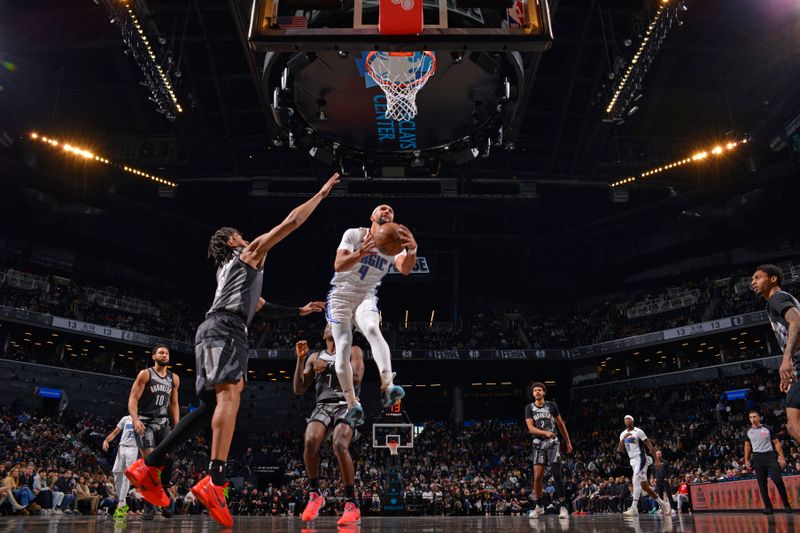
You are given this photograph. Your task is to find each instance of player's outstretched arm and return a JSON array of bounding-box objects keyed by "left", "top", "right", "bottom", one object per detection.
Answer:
[{"left": 242, "top": 173, "right": 340, "bottom": 268}]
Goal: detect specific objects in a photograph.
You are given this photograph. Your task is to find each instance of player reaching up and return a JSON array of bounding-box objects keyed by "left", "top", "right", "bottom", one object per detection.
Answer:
[{"left": 125, "top": 173, "right": 340, "bottom": 528}]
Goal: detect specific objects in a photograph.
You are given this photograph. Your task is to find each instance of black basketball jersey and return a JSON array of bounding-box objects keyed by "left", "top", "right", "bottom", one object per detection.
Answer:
[
  {"left": 314, "top": 350, "right": 360, "bottom": 403},
  {"left": 766, "top": 290, "right": 800, "bottom": 373},
  {"left": 207, "top": 248, "right": 264, "bottom": 326},
  {"left": 138, "top": 368, "right": 174, "bottom": 418},
  {"left": 524, "top": 400, "right": 560, "bottom": 445}
]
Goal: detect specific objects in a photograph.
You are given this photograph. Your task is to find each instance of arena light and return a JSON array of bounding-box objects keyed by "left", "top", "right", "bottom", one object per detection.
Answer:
[
  {"left": 606, "top": 0, "right": 677, "bottom": 118},
  {"left": 29, "top": 131, "right": 177, "bottom": 188},
  {"left": 610, "top": 138, "right": 747, "bottom": 188},
  {"left": 98, "top": 0, "right": 182, "bottom": 118}
]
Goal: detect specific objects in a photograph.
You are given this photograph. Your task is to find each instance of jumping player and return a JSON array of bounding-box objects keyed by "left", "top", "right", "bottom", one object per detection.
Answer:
[
  {"left": 327, "top": 204, "right": 417, "bottom": 426},
  {"left": 618, "top": 416, "right": 671, "bottom": 517},
  {"left": 293, "top": 325, "right": 364, "bottom": 526},
  {"left": 128, "top": 345, "right": 180, "bottom": 519},
  {"left": 103, "top": 415, "right": 138, "bottom": 518},
  {"left": 751, "top": 264, "right": 800, "bottom": 443},
  {"left": 125, "top": 173, "right": 340, "bottom": 528},
  {"left": 524, "top": 382, "right": 572, "bottom": 519}
]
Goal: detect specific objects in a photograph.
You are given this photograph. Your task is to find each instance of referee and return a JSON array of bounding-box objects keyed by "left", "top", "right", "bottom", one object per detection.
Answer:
[{"left": 743, "top": 410, "right": 792, "bottom": 514}]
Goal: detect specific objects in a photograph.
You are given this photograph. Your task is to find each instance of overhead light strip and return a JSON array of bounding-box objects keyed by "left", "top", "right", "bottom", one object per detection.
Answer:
[
  {"left": 610, "top": 138, "right": 747, "bottom": 188},
  {"left": 29, "top": 132, "right": 177, "bottom": 188},
  {"left": 606, "top": 0, "right": 676, "bottom": 118}
]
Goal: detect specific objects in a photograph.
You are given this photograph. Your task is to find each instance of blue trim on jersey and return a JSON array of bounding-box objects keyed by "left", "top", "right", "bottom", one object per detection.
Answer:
[
  {"left": 638, "top": 439, "right": 646, "bottom": 473},
  {"left": 325, "top": 288, "right": 340, "bottom": 324}
]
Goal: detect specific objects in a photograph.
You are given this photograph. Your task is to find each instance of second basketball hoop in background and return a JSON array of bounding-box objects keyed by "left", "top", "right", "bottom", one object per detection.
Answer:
[{"left": 366, "top": 51, "right": 436, "bottom": 122}]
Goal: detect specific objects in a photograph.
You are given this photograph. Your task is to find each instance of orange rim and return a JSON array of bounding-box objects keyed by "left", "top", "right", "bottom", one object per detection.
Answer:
[{"left": 365, "top": 51, "right": 436, "bottom": 88}]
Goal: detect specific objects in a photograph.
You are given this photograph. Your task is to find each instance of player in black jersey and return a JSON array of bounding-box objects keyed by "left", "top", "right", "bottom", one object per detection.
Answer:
[
  {"left": 752, "top": 264, "right": 800, "bottom": 443},
  {"left": 293, "top": 324, "right": 365, "bottom": 526},
  {"left": 129, "top": 345, "right": 180, "bottom": 457},
  {"left": 524, "top": 382, "right": 572, "bottom": 519},
  {"left": 126, "top": 173, "right": 340, "bottom": 528},
  {"left": 128, "top": 345, "right": 180, "bottom": 519}
]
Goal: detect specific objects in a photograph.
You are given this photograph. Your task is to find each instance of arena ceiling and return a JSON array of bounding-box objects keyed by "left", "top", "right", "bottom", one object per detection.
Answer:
[{"left": 1, "top": 0, "right": 799, "bottom": 299}]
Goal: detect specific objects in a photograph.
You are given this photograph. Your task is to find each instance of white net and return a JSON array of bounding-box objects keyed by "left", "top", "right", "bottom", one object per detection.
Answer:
[
  {"left": 366, "top": 52, "right": 436, "bottom": 122},
  {"left": 387, "top": 442, "right": 400, "bottom": 456}
]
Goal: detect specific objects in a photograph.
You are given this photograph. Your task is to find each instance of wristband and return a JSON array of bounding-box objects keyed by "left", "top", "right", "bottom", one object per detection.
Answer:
[{"left": 406, "top": 246, "right": 418, "bottom": 255}]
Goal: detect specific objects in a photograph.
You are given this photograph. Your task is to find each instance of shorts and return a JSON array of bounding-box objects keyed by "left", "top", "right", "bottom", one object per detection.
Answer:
[
  {"left": 786, "top": 382, "right": 800, "bottom": 409},
  {"left": 630, "top": 456, "right": 649, "bottom": 483},
  {"left": 307, "top": 402, "right": 361, "bottom": 439},
  {"left": 532, "top": 439, "right": 560, "bottom": 465},
  {"left": 135, "top": 417, "right": 170, "bottom": 451},
  {"left": 326, "top": 288, "right": 380, "bottom": 326},
  {"left": 112, "top": 446, "right": 139, "bottom": 473},
  {"left": 195, "top": 312, "right": 249, "bottom": 395}
]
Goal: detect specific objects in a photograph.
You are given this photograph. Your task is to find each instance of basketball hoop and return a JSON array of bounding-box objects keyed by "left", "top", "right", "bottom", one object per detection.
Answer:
[
  {"left": 387, "top": 441, "right": 400, "bottom": 456},
  {"left": 366, "top": 51, "right": 436, "bottom": 122}
]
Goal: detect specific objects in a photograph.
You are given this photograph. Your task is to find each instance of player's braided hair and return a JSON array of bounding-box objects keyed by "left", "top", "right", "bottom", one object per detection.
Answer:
[{"left": 208, "top": 227, "right": 240, "bottom": 268}]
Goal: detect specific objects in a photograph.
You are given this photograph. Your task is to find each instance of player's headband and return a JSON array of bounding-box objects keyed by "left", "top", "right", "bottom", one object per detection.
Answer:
[
  {"left": 624, "top": 415, "right": 634, "bottom": 423},
  {"left": 372, "top": 205, "right": 391, "bottom": 219}
]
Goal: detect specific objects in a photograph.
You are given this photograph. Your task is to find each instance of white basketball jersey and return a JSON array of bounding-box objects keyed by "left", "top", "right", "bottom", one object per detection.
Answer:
[
  {"left": 619, "top": 427, "right": 648, "bottom": 460},
  {"left": 117, "top": 415, "right": 137, "bottom": 447},
  {"left": 329, "top": 227, "right": 406, "bottom": 292}
]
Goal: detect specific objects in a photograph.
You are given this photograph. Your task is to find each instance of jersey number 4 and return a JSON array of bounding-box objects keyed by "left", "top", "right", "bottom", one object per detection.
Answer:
[{"left": 358, "top": 264, "right": 369, "bottom": 280}]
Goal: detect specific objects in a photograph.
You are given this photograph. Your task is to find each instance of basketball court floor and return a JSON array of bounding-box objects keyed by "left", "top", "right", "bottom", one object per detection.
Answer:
[{"left": 0, "top": 514, "right": 794, "bottom": 533}]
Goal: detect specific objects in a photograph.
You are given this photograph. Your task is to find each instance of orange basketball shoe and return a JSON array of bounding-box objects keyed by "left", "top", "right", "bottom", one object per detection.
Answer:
[
  {"left": 301, "top": 492, "right": 325, "bottom": 521},
  {"left": 124, "top": 459, "right": 170, "bottom": 507},
  {"left": 337, "top": 502, "right": 361, "bottom": 526},
  {"left": 191, "top": 475, "right": 233, "bottom": 528}
]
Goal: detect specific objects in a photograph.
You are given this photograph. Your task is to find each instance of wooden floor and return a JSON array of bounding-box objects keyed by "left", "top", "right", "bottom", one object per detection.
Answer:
[{"left": 0, "top": 513, "right": 795, "bottom": 532}]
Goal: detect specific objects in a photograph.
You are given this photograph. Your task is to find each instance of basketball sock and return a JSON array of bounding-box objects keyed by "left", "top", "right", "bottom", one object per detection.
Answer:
[
  {"left": 550, "top": 461, "right": 565, "bottom": 500},
  {"left": 345, "top": 485, "right": 356, "bottom": 503},
  {"left": 308, "top": 478, "right": 319, "bottom": 492},
  {"left": 331, "top": 322, "right": 357, "bottom": 405},
  {"left": 144, "top": 395, "right": 215, "bottom": 467},
  {"left": 160, "top": 456, "right": 173, "bottom": 489},
  {"left": 209, "top": 460, "right": 226, "bottom": 486},
  {"left": 356, "top": 312, "right": 393, "bottom": 382}
]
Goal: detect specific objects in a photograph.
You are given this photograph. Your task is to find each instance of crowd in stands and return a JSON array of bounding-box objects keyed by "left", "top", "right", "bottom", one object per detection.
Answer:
[
  {"left": 2, "top": 257, "right": 799, "bottom": 355},
  {"left": 3, "top": 363, "right": 798, "bottom": 518}
]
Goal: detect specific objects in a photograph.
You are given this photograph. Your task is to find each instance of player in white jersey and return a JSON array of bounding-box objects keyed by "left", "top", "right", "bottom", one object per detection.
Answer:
[
  {"left": 327, "top": 204, "right": 418, "bottom": 426},
  {"left": 618, "top": 415, "right": 671, "bottom": 517},
  {"left": 104, "top": 415, "right": 139, "bottom": 518}
]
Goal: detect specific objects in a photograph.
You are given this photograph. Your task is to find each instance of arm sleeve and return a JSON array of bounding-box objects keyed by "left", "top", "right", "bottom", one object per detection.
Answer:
[
  {"left": 337, "top": 228, "right": 362, "bottom": 252},
  {"left": 549, "top": 401, "right": 560, "bottom": 418},
  {"left": 257, "top": 301, "right": 299, "bottom": 320},
  {"left": 769, "top": 292, "right": 798, "bottom": 319}
]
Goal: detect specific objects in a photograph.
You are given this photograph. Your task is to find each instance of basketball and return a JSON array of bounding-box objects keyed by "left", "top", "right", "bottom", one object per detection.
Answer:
[{"left": 373, "top": 222, "right": 405, "bottom": 256}]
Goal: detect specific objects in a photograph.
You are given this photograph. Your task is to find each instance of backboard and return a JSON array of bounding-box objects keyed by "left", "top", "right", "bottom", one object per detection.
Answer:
[
  {"left": 249, "top": 0, "right": 553, "bottom": 52},
  {"left": 373, "top": 422, "right": 414, "bottom": 449}
]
